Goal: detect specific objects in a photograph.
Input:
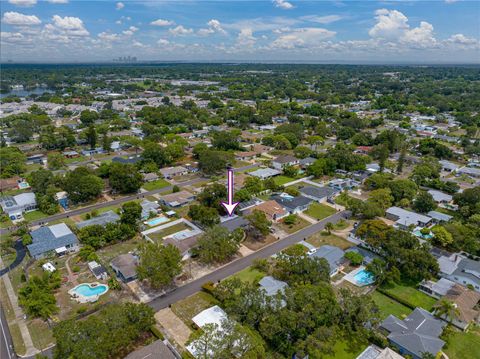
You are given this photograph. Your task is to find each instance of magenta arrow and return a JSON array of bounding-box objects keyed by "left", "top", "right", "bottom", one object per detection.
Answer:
[{"left": 221, "top": 168, "right": 239, "bottom": 216}]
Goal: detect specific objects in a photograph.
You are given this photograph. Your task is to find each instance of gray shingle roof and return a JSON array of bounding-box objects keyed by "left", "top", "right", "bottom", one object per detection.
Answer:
[
  {"left": 28, "top": 223, "right": 78, "bottom": 257},
  {"left": 271, "top": 194, "right": 312, "bottom": 212},
  {"left": 76, "top": 210, "right": 120, "bottom": 229},
  {"left": 259, "top": 276, "right": 288, "bottom": 297},
  {"left": 299, "top": 186, "right": 336, "bottom": 200},
  {"left": 310, "top": 245, "right": 345, "bottom": 274}
]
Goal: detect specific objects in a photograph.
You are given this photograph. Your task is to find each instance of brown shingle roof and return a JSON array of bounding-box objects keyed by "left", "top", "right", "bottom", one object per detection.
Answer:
[{"left": 442, "top": 284, "right": 480, "bottom": 324}]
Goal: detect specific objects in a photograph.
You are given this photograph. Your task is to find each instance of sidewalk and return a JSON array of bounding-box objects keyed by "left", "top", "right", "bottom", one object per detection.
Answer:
[{"left": 0, "top": 256, "right": 39, "bottom": 357}]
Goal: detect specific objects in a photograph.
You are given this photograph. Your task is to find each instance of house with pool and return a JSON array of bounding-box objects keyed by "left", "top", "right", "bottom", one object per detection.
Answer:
[{"left": 27, "top": 223, "right": 79, "bottom": 259}]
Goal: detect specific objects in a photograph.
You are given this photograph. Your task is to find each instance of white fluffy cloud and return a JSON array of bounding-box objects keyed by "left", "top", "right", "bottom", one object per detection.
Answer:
[
  {"left": 198, "top": 19, "right": 227, "bottom": 36},
  {"left": 8, "top": 0, "right": 36, "bottom": 7},
  {"left": 169, "top": 25, "right": 193, "bottom": 36},
  {"left": 98, "top": 32, "right": 120, "bottom": 42},
  {"left": 115, "top": 2, "right": 124, "bottom": 10},
  {"left": 122, "top": 25, "right": 139, "bottom": 36},
  {"left": 157, "top": 39, "right": 170, "bottom": 46},
  {"left": 50, "top": 15, "right": 89, "bottom": 36},
  {"left": 273, "top": 0, "right": 294, "bottom": 10},
  {"left": 1, "top": 31, "right": 31, "bottom": 44},
  {"left": 271, "top": 27, "right": 336, "bottom": 49},
  {"left": 151, "top": 19, "right": 175, "bottom": 27},
  {"left": 301, "top": 15, "right": 343, "bottom": 24},
  {"left": 47, "top": 0, "right": 69, "bottom": 3},
  {"left": 2, "top": 11, "right": 41, "bottom": 26},
  {"left": 237, "top": 28, "right": 257, "bottom": 47}
]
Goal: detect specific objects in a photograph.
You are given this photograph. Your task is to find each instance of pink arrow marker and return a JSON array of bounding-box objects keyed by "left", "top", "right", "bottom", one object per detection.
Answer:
[{"left": 221, "top": 168, "right": 239, "bottom": 216}]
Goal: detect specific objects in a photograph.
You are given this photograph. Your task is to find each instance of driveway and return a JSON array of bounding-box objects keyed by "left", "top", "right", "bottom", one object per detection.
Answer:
[{"left": 0, "top": 240, "right": 26, "bottom": 277}]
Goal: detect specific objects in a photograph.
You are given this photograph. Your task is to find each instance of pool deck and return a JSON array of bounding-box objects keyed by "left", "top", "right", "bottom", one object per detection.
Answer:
[
  {"left": 343, "top": 266, "right": 375, "bottom": 287},
  {"left": 68, "top": 282, "right": 109, "bottom": 303}
]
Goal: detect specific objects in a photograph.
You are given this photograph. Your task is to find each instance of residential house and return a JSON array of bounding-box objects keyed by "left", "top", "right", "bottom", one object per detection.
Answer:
[
  {"left": 76, "top": 210, "right": 120, "bottom": 229},
  {"left": 366, "top": 163, "right": 381, "bottom": 173},
  {"left": 28, "top": 223, "right": 79, "bottom": 259},
  {"left": 192, "top": 305, "right": 228, "bottom": 330},
  {"left": 249, "top": 168, "right": 281, "bottom": 179},
  {"left": 271, "top": 193, "right": 312, "bottom": 214},
  {"left": 159, "top": 190, "right": 195, "bottom": 207},
  {"left": 160, "top": 166, "right": 188, "bottom": 179},
  {"left": 458, "top": 166, "right": 480, "bottom": 178},
  {"left": 299, "top": 157, "right": 316, "bottom": 168},
  {"left": 220, "top": 216, "right": 249, "bottom": 232},
  {"left": 87, "top": 261, "right": 108, "bottom": 280},
  {"left": 124, "top": 340, "right": 176, "bottom": 359},
  {"left": 428, "top": 189, "right": 452, "bottom": 204},
  {"left": 385, "top": 207, "right": 432, "bottom": 229},
  {"left": 238, "top": 198, "right": 264, "bottom": 212},
  {"left": 438, "top": 253, "right": 480, "bottom": 292},
  {"left": 234, "top": 151, "right": 257, "bottom": 162},
  {"left": 142, "top": 172, "right": 159, "bottom": 182},
  {"left": 272, "top": 155, "right": 299, "bottom": 170},
  {"left": 439, "top": 160, "right": 459, "bottom": 173},
  {"left": 299, "top": 186, "right": 336, "bottom": 203},
  {"left": 419, "top": 278, "right": 456, "bottom": 299},
  {"left": 0, "top": 192, "right": 37, "bottom": 220},
  {"left": 380, "top": 308, "right": 445, "bottom": 359},
  {"left": 354, "top": 146, "right": 373, "bottom": 155},
  {"left": 110, "top": 253, "right": 138, "bottom": 282},
  {"left": 0, "top": 176, "right": 21, "bottom": 192},
  {"left": 356, "top": 345, "right": 405, "bottom": 359},
  {"left": 328, "top": 178, "right": 359, "bottom": 191},
  {"left": 427, "top": 211, "right": 453, "bottom": 224},
  {"left": 259, "top": 276, "right": 288, "bottom": 297},
  {"left": 310, "top": 245, "right": 345, "bottom": 276},
  {"left": 62, "top": 150, "right": 79, "bottom": 158},
  {"left": 249, "top": 200, "right": 288, "bottom": 222},
  {"left": 435, "top": 284, "right": 480, "bottom": 330},
  {"left": 140, "top": 199, "right": 160, "bottom": 219}
]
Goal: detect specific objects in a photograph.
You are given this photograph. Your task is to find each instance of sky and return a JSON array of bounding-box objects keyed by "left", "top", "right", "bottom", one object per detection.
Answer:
[{"left": 1, "top": 0, "right": 479, "bottom": 63}]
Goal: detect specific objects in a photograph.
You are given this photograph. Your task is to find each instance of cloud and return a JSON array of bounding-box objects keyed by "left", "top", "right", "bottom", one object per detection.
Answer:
[
  {"left": 98, "top": 32, "right": 120, "bottom": 42},
  {"left": 169, "top": 25, "right": 193, "bottom": 36},
  {"left": 445, "top": 0, "right": 459, "bottom": 3},
  {"left": 122, "top": 25, "right": 139, "bottom": 36},
  {"left": 50, "top": 15, "right": 89, "bottom": 36},
  {"left": 198, "top": 19, "right": 227, "bottom": 36},
  {"left": 115, "top": 2, "right": 124, "bottom": 10},
  {"left": 445, "top": 34, "right": 479, "bottom": 48},
  {"left": 1, "top": 31, "right": 31, "bottom": 44},
  {"left": 2, "top": 11, "right": 41, "bottom": 26},
  {"left": 271, "top": 27, "right": 336, "bottom": 49},
  {"left": 151, "top": 19, "right": 175, "bottom": 27},
  {"left": 47, "top": 0, "right": 69, "bottom": 3},
  {"left": 273, "top": 0, "right": 294, "bottom": 10},
  {"left": 157, "top": 39, "right": 170, "bottom": 46},
  {"left": 8, "top": 0, "right": 36, "bottom": 7},
  {"left": 300, "top": 15, "right": 343, "bottom": 24},
  {"left": 402, "top": 21, "right": 436, "bottom": 48},
  {"left": 237, "top": 28, "right": 257, "bottom": 47},
  {"left": 224, "top": 17, "right": 300, "bottom": 32}
]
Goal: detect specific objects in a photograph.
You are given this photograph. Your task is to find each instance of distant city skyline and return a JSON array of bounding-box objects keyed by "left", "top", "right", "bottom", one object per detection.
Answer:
[{"left": 1, "top": 0, "right": 479, "bottom": 64}]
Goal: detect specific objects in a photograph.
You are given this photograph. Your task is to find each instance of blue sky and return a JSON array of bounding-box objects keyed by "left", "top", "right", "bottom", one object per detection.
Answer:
[{"left": 1, "top": 0, "right": 479, "bottom": 63}]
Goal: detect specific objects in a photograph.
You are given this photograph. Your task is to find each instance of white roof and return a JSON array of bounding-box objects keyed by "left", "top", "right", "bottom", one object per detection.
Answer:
[
  {"left": 49, "top": 223, "right": 73, "bottom": 238},
  {"left": 427, "top": 189, "right": 452, "bottom": 203},
  {"left": 192, "top": 305, "right": 228, "bottom": 329},
  {"left": 14, "top": 192, "right": 36, "bottom": 206}
]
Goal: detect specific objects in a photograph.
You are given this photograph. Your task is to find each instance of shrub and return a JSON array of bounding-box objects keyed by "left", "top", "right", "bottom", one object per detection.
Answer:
[
  {"left": 72, "top": 266, "right": 80, "bottom": 273},
  {"left": 345, "top": 251, "right": 364, "bottom": 266},
  {"left": 252, "top": 258, "right": 269, "bottom": 273},
  {"left": 77, "top": 306, "right": 87, "bottom": 314},
  {"left": 150, "top": 326, "right": 164, "bottom": 340},
  {"left": 283, "top": 214, "right": 297, "bottom": 226},
  {"left": 201, "top": 281, "right": 215, "bottom": 295}
]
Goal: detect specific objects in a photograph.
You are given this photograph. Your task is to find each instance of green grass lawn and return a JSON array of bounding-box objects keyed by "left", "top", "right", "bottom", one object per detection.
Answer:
[
  {"left": 307, "top": 232, "right": 353, "bottom": 250},
  {"left": 371, "top": 291, "right": 412, "bottom": 320},
  {"left": 305, "top": 202, "right": 336, "bottom": 220},
  {"left": 229, "top": 267, "right": 265, "bottom": 284},
  {"left": 171, "top": 292, "right": 218, "bottom": 328},
  {"left": 97, "top": 237, "right": 141, "bottom": 264},
  {"left": 23, "top": 210, "right": 49, "bottom": 222},
  {"left": 0, "top": 218, "right": 13, "bottom": 229},
  {"left": 381, "top": 283, "right": 437, "bottom": 311},
  {"left": 444, "top": 328, "right": 480, "bottom": 359},
  {"left": 273, "top": 175, "right": 296, "bottom": 186},
  {"left": 277, "top": 216, "right": 310, "bottom": 234},
  {"left": 27, "top": 319, "right": 55, "bottom": 350},
  {"left": 146, "top": 222, "right": 191, "bottom": 243},
  {"left": 321, "top": 339, "right": 367, "bottom": 359},
  {"left": 142, "top": 179, "right": 171, "bottom": 191}
]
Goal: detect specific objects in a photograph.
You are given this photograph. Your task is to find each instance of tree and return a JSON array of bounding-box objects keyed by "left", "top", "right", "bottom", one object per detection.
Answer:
[
  {"left": 0, "top": 147, "right": 26, "bottom": 178},
  {"left": 283, "top": 214, "right": 298, "bottom": 226},
  {"left": 245, "top": 210, "right": 271, "bottom": 239},
  {"left": 85, "top": 124, "right": 97, "bottom": 149},
  {"left": 283, "top": 164, "right": 297, "bottom": 178},
  {"left": 47, "top": 153, "right": 65, "bottom": 170},
  {"left": 102, "top": 134, "right": 111, "bottom": 153},
  {"left": 108, "top": 163, "right": 143, "bottom": 194},
  {"left": 435, "top": 298, "right": 459, "bottom": 324},
  {"left": 188, "top": 204, "right": 220, "bottom": 227},
  {"left": 62, "top": 167, "right": 103, "bottom": 203},
  {"left": 137, "top": 243, "right": 182, "bottom": 288},
  {"left": 273, "top": 251, "right": 330, "bottom": 285},
  {"left": 142, "top": 141, "right": 170, "bottom": 167},
  {"left": 388, "top": 179, "right": 418, "bottom": 203},
  {"left": 431, "top": 225, "right": 453, "bottom": 247},
  {"left": 19, "top": 273, "right": 59, "bottom": 319},
  {"left": 80, "top": 110, "right": 98, "bottom": 126},
  {"left": 397, "top": 145, "right": 407, "bottom": 173},
  {"left": 344, "top": 251, "right": 363, "bottom": 266},
  {"left": 193, "top": 226, "right": 242, "bottom": 264},
  {"left": 324, "top": 222, "right": 334, "bottom": 234},
  {"left": 120, "top": 201, "right": 142, "bottom": 226},
  {"left": 243, "top": 177, "right": 263, "bottom": 194},
  {"left": 53, "top": 303, "right": 154, "bottom": 359},
  {"left": 198, "top": 149, "right": 232, "bottom": 175},
  {"left": 368, "top": 188, "right": 394, "bottom": 211},
  {"left": 197, "top": 183, "right": 227, "bottom": 211},
  {"left": 413, "top": 191, "right": 436, "bottom": 213}
]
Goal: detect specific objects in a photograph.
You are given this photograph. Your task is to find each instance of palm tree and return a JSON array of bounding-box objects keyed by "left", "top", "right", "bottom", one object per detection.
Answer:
[
  {"left": 435, "top": 298, "right": 460, "bottom": 324},
  {"left": 324, "top": 222, "right": 334, "bottom": 234}
]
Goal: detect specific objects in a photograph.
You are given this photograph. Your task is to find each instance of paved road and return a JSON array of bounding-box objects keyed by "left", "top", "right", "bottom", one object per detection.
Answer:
[
  {"left": 0, "top": 177, "right": 207, "bottom": 236},
  {"left": 0, "top": 241, "right": 26, "bottom": 276},
  {"left": 0, "top": 305, "right": 16, "bottom": 359},
  {"left": 148, "top": 210, "right": 349, "bottom": 311}
]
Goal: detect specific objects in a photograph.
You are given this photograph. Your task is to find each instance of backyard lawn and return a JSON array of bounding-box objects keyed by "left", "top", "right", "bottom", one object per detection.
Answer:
[
  {"left": 305, "top": 202, "right": 336, "bottom": 220},
  {"left": 142, "top": 179, "right": 171, "bottom": 191},
  {"left": 380, "top": 283, "right": 437, "bottom": 311},
  {"left": 371, "top": 291, "right": 412, "bottom": 320},
  {"left": 444, "top": 327, "right": 480, "bottom": 359},
  {"left": 307, "top": 232, "right": 353, "bottom": 250},
  {"left": 146, "top": 222, "right": 191, "bottom": 243},
  {"left": 97, "top": 237, "right": 141, "bottom": 264},
  {"left": 277, "top": 216, "right": 310, "bottom": 234},
  {"left": 171, "top": 292, "right": 218, "bottom": 328},
  {"left": 321, "top": 339, "right": 367, "bottom": 359},
  {"left": 229, "top": 266, "right": 265, "bottom": 284}
]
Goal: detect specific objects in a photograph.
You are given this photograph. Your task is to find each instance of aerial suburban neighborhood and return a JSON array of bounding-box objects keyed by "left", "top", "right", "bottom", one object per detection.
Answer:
[{"left": 1, "top": 1, "right": 479, "bottom": 359}]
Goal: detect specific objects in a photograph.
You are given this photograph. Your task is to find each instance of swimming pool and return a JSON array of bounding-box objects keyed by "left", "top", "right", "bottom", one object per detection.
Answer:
[
  {"left": 145, "top": 216, "right": 169, "bottom": 226},
  {"left": 413, "top": 230, "right": 433, "bottom": 240},
  {"left": 353, "top": 269, "right": 375, "bottom": 286},
  {"left": 73, "top": 283, "right": 108, "bottom": 297}
]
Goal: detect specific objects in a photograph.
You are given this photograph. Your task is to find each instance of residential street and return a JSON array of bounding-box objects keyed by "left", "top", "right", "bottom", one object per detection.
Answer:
[{"left": 148, "top": 210, "right": 349, "bottom": 311}]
